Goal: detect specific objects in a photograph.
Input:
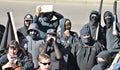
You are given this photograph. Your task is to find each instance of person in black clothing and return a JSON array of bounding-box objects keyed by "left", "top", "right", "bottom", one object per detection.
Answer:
[
  {"left": 0, "top": 24, "right": 5, "bottom": 44},
  {"left": 94, "top": 11, "right": 120, "bottom": 70},
  {"left": 33, "top": 6, "right": 64, "bottom": 39},
  {"left": 72, "top": 25, "right": 104, "bottom": 70},
  {"left": 40, "top": 28, "right": 61, "bottom": 70},
  {"left": 57, "top": 18, "right": 79, "bottom": 70},
  {"left": 21, "top": 23, "right": 44, "bottom": 69},
  {"left": 81, "top": 10, "right": 105, "bottom": 47}
]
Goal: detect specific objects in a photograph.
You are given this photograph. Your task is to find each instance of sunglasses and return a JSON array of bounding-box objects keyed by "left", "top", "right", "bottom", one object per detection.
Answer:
[
  {"left": 25, "top": 20, "right": 32, "bottom": 22},
  {"left": 40, "top": 62, "right": 51, "bottom": 65}
]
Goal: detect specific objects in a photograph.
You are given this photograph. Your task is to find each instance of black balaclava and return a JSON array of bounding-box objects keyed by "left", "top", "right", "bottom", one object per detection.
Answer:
[
  {"left": 89, "top": 10, "right": 100, "bottom": 26},
  {"left": 104, "top": 11, "right": 114, "bottom": 28},
  {"left": 97, "top": 51, "right": 112, "bottom": 70},
  {"left": 27, "top": 23, "right": 40, "bottom": 40},
  {"left": 29, "top": 30, "right": 38, "bottom": 40},
  {"left": 80, "top": 26, "right": 92, "bottom": 44}
]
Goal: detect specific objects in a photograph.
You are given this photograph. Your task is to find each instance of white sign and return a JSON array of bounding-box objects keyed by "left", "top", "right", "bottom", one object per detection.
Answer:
[{"left": 36, "top": 5, "right": 53, "bottom": 13}]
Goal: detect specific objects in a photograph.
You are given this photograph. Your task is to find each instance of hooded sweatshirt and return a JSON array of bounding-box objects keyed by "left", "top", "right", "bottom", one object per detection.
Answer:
[
  {"left": 71, "top": 25, "right": 104, "bottom": 70},
  {"left": 25, "top": 23, "right": 44, "bottom": 68},
  {"left": 82, "top": 10, "right": 105, "bottom": 46},
  {"left": 33, "top": 11, "right": 64, "bottom": 39},
  {"left": 104, "top": 11, "right": 120, "bottom": 52},
  {"left": 59, "top": 18, "right": 78, "bottom": 40},
  {"left": 58, "top": 18, "right": 79, "bottom": 70}
]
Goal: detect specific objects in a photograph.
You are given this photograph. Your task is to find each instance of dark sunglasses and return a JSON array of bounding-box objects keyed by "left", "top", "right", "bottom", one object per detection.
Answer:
[
  {"left": 40, "top": 62, "right": 51, "bottom": 65},
  {"left": 25, "top": 20, "right": 32, "bottom": 22},
  {"left": 29, "top": 29, "right": 37, "bottom": 32}
]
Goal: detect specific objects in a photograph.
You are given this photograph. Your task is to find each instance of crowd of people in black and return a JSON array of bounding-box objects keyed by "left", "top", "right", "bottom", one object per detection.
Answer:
[{"left": 0, "top": 2, "right": 120, "bottom": 70}]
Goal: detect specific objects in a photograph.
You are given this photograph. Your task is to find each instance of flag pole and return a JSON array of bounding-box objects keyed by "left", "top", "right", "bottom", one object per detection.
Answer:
[
  {"left": 95, "top": 0, "right": 103, "bottom": 40},
  {"left": 7, "top": 12, "right": 19, "bottom": 43}
]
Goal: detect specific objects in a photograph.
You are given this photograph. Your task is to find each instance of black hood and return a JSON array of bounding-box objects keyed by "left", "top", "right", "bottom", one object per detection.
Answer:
[
  {"left": 59, "top": 18, "right": 71, "bottom": 34},
  {"left": 80, "top": 25, "right": 91, "bottom": 36},
  {"left": 103, "top": 11, "right": 114, "bottom": 24},
  {"left": 89, "top": 10, "right": 100, "bottom": 22},
  {"left": 97, "top": 51, "right": 112, "bottom": 64},
  {"left": 27, "top": 23, "right": 39, "bottom": 33}
]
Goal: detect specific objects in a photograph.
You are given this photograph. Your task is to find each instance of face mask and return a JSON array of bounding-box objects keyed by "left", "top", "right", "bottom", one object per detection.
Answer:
[
  {"left": 81, "top": 37, "right": 91, "bottom": 44},
  {"left": 105, "top": 18, "right": 111, "bottom": 23},
  {"left": 91, "top": 17, "right": 97, "bottom": 22},
  {"left": 29, "top": 34, "right": 37, "bottom": 40},
  {"left": 90, "top": 14, "right": 99, "bottom": 24},
  {"left": 98, "top": 61, "right": 108, "bottom": 70},
  {"left": 104, "top": 11, "right": 113, "bottom": 28},
  {"left": 105, "top": 18, "right": 112, "bottom": 28},
  {"left": 106, "top": 22, "right": 111, "bottom": 28}
]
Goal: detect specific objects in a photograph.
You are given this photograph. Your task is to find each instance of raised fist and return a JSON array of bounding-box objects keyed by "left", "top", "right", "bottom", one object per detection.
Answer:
[{"left": 36, "top": 5, "right": 41, "bottom": 16}]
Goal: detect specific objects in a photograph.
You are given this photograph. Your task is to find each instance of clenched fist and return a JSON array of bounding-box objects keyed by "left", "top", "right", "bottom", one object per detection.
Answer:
[{"left": 36, "top": 5, "right": 41, "bottom": 16}]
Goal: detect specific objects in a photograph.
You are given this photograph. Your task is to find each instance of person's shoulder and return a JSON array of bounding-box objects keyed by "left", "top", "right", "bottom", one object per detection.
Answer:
[
  {"left": 0, "top": 24, "right": 5, "bottom": 32},
  {"left": 0, "top": 24, "right": 5, "bottom": 29},
  {"left": 26, "top": 35, "right": 31, "bottom": 39},
  {"left": 17, "top": 26, "right": 26, "bottom": 32},
  {"left": 38, "top": 39, "right": 45, "bottom": 43},
  {"left": 72, "top": 41, "right": 82, "bottom": 48},
  {"left": 94, "top": 41, "right": 102, "bottom": 46},
  {"left": 70, "top": 31, "right": 77, "bottom": 34},
  {"left": 93, "top": 41, "right": 104, "bottom": 50},
  {"left": 116, "top": 22, "right": 120, "bottom": 27},
  {"left": 0, "top": 54, "right": 7, "bottom": 61},
  {"left": 70, "top": 31, "right": 78, "bottom": 35}
]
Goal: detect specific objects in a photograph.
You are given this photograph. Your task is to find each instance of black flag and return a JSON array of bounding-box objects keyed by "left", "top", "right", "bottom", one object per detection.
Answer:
[{"left": 0, "top": 12, "right": 18, "bottom": 52}]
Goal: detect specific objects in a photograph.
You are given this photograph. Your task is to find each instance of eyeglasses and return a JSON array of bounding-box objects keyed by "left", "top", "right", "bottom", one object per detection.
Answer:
[{"left": 40, "top": 62, "right": 51, "bottom": 66}]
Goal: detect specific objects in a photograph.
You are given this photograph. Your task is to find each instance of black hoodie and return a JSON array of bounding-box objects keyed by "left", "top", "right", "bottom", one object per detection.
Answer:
[
  {"left": 58, "top": 18, "right": 79, "bottom": 70},
  {"left": 82, "top": 10, "right": 105, "bottom": 47},
  {"left": 104, "top": 11, "right": 120, "bottom": 52}
]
